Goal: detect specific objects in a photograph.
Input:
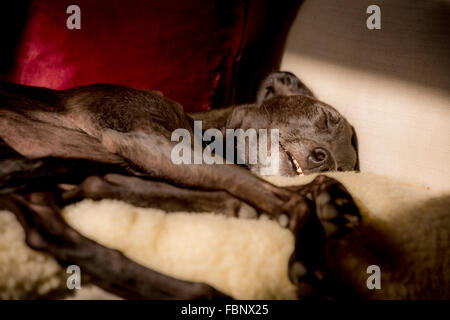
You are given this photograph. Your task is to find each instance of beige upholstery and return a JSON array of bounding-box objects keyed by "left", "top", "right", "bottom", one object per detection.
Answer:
[{"left": 281, "top": 0, "right": 450, "bottom": 191}]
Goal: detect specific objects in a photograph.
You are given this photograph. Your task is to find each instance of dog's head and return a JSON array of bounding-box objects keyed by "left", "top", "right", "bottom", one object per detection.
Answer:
[{"left": 225, "top": 72, "right": 359, "bottom": 176}]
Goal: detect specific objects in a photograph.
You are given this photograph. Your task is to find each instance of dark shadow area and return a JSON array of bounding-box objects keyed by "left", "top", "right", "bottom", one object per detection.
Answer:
[
  {"left": 218, "top": 0, "right": 303, "bottom": 107},
  {"left": 0, "top": 0, "right": 302, "bottom": 111},
  {"left": 0, "top": 1, "right": 31, "bottom": 81},
  {"left": 285, "top": 0, "right": 450, "bottom": 92}
]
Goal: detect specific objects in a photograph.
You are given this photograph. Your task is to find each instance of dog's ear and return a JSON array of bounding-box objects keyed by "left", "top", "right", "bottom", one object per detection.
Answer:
[
  {"left": 351, "top": 126, "right": 360, "bottom": 171},
  {"left": 255, "top": 71, "right": 314, "bottom": 107}
]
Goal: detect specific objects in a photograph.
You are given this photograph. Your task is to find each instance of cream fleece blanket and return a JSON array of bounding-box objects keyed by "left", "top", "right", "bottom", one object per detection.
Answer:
[{"left": 0, "top": 172, "right": 448, "bottom": 299}]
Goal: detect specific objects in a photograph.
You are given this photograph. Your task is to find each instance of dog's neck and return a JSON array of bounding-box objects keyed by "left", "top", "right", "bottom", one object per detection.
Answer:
[{"left": 187, "top": 106, "right": 249, "bottom": 165}]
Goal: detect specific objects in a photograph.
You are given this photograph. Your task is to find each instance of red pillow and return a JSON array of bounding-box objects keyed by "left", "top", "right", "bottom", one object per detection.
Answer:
[
  {"left": 4, "top": 0, "right": 245, "bottom": 111},
  {"left": 2, "top": 1, "right": 300, "bottom": 111}
]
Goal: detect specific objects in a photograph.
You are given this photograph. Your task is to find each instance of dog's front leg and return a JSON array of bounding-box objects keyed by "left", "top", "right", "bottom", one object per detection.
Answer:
[
  {"left": 61, "top": 173, "right": 250, "bottom": 217},
  {"left": 0, "top": 192, "right": 231, "bottom": 300},
  {"left": 101, "top": 130, "right": 303, "bottom": 220}
]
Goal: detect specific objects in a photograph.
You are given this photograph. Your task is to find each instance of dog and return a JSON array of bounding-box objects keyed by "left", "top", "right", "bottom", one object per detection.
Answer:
[{"left": 0, "top": 71, "right": 360, "bottom": 299}]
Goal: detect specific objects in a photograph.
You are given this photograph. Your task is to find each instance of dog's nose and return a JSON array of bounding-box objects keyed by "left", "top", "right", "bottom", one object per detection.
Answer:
[{"left": 307, "top": 148, "right": 330, "bottom": 169}]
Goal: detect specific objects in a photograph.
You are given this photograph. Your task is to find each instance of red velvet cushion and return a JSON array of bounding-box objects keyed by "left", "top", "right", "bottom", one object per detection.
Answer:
[{"left": 4, "top": 0, "right": 245, "bottom": 111}]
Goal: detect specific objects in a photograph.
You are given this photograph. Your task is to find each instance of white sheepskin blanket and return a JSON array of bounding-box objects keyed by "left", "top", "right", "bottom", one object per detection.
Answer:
[{"left": 0, "top": 172, "right": 448, "bottom": 299}]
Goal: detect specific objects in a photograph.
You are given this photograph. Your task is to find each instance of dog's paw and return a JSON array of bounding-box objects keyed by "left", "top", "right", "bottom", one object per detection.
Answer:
[
  {"left": 315, "top": 180, "right": 360, "bottom": 238},
  {"left": 256, "top": 71, "right": 314, "bottom": 106}
]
